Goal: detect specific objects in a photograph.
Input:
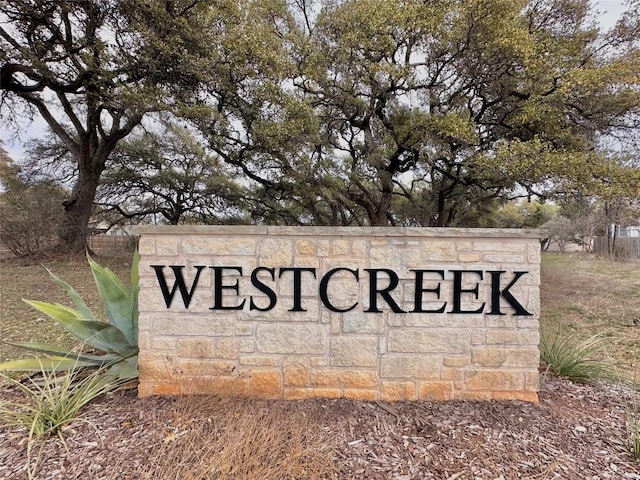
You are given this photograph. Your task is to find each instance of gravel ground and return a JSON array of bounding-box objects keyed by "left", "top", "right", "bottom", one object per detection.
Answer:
[{"left": 1, "top": 375, "right": 639, "bottom": 480}]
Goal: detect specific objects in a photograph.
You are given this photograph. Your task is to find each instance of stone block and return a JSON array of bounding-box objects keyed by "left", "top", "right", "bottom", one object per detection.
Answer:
[
  {"left": 482, "top": 254, "right": 526, "bottom": 264},
  {"left": 284, "top": 361, "right": 308, "bottom": 386},
  {"left": 421, "top": 241, "right": 456, "bottom": 261},
  {"left": 443, "top": 356, "right": 469, "bottom": 368},
  {"left": 418, "top": 382, "right": 453, "bottom": 401},
  {"left": 138, "top": 331, "right": 151, "bottom": 350},
  {"left": 380, "top": 381, "right": 416, "bottom": 401},
  {"left": 178, "top": 338, "right": 213, "bottom": 358},
  {"left": 188, "top": 377, "right": 248, "bottom": 396},
  {"left": 388, "top": 330, "right": 470, "bottom": 354},
  {"left": 216, "top": 338, "right": 239, "bottom": 359},
  {"left": 379, "top": 337, "right": 386, "bottom": 355},
  {"left": 331, "top": 337, "right": 378, "bottom": 367},
  {"left": 239, "top": 355, "right": 280, "bottom": 366},
  {"left": 332, "top": 239, "right": 350, "bottom": 255},
  {"left": 369, "top": 245, "right": 420, "bottom": 267},
  {"left": 239, "top": 339, "right": 255, "bottom": 353},
  {"left": 485, "top": 329, "right": 540, "bottom": 346},
  {"left": 404, "top": 315, "right": 484, "bottom": 328},
  {"left": 528, "top": 244, "right": 541, "bottom": 264},
  {"left": 380, "top": 355, "right": 441, "bottom": 379},
  {"left": 525, "top": 371, "right": 539, "bottom": 392},
  {"left": 458, "top": 253, "right": 481, "bottom": 262},
  {"left": 316, "top": 240, "right": 330, "bottom": 256},
  {"left": 295, "top": 240, "right": 316, "bottom": 256},
  {"left": 138, "top": 238, "right": 155, "bottom": 255},
  {"left": 138, "top": 384, "right": 153, "bottom": 397},
  {"left": 309, "top": 357, "right": 328, "bottom": 367},
  {"left": 310, "top": 370, "right": 377, "bottom": 388},
  {"left": 259, "top": 238, "right": 293, "bottom": 266},
  {"left": 256, "top": 323, "right": 326, "bottom": 354},
  {"left": 249, "top": 370, "right": 282, "bottom": 397},
  {"left": 387, "top": 314, "right": 403, "bottom": 327},
  {"left": 441, "top": 367, "right": 463, "bottom": 381},
  {"left": 139, "top": 354, "right": 173, "bottom": 380},
  {"left": 156, "top": 238, "right": 179, "bottom": 256},
  {"left": 465, "top": 370, "right": 524, "bottom": 391},
  {"left": 236, "top": 323, "right": 254, "bottom": 335},
  {"left": 152, "top": 384, "right": 180, "bottom": 396},
  {"left": 471, "top": 347, "right": 539, "bottom": 368},
  {"left": 343, "top": 389, "right": 377, "bottom": 401},
  {"left": 471, "top": 330, "right": 486, "bottom": 345},
  {"left": 486, "top": 317, "right": 517, "bottom": 328},
  {"left": 154, "top": 316, "right": 235, "bottom": 337},
  {"left": 175, "top": 359, "right": 236, "bottom": 376},
  {"left": 457, "top": 241, "right": 474, "bottom": 252},
  {"left": 182, "top": 237, "right": 256, "bottom": 255},
  {"left": 343, "top": 312, "right": 384, "bottom": 334},
  {"left": 474, "top": 241, "right": 525, "bottom": 252},
  {"left": 517, "top": 318, "right": 540, "bottom": 329},
  {"left": 351, "top": 240, "right": 367, "bottom": 256},
  {"left": 330, "top": 315, "right": 341, "bottom": 335}
]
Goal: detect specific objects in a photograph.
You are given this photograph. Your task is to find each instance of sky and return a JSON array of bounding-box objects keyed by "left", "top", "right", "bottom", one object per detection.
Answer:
[{"left": 0, "top": 0, "right": 631, "bottom": 161}]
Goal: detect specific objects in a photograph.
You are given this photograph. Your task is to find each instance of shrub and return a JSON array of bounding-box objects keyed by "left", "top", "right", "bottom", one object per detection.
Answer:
[
  {"left": 540, "top": 330, "right": 614, "bottom": 382},
  {"left": 0, "top": 252, "right": 139, "bottom": 381},
  {"left": 0, "top": 181, "right": 65, "bottom": 257}
]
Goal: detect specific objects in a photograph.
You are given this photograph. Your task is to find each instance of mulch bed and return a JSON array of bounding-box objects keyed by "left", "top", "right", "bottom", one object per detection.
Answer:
[{"left": 1, "top": 375, "right": 638, "bottom": 480}]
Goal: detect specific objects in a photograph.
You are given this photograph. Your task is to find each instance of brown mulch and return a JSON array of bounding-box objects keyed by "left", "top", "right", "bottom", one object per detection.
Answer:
[{"left": 1, "top": 375, "right": 639, "bottom": 480}]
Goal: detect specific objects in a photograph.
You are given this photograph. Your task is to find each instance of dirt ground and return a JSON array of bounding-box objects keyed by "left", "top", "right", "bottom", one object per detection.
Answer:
[{"left": 1, "top": 374, "right": 639, "bottom": 480}]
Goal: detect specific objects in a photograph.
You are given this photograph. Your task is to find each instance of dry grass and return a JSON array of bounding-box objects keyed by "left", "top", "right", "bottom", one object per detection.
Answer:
[
  {"left": 140, "top": 397, "right": 336, "bottom": 480},
  {"left": 541, "top": 253, "right": 640, "bottom": 378}
]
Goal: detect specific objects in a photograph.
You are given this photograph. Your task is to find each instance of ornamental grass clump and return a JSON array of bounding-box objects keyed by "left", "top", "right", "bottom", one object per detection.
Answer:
[
  {"left": 626, "top": 377, "right": 640, "bottom": 460},
  {"left": 0, "top": 361, "right": 125, "bottom": 437},
  {"left": 0, "top": 252, "right": 139, "bottom": 381},
  {"left": 0, "top": 361, "right": 127, "bottom": 480},
  {"left": 540, "top": 330, "right": 615, "bottom": 382}
]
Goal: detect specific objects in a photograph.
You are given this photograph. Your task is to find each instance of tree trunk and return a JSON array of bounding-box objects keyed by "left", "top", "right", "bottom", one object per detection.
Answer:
[
  {"left": 370, "top": 171, "right": 394, "bottom": 226},
  {"left": 58, "top": 158, "right": 102, "bottom": 253}
]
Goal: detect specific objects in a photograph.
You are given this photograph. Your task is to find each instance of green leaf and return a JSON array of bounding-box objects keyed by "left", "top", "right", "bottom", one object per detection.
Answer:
[
  {"left": 0, "top": 356, "right": 98, "bottom": 372},
  {"left": 5, "top": 342, "right": 122, "bottom": 364},
  {"left": 106, "top": 355, "right": 139, "bottom": 381},
  {"left": 129, "top": 251, "right": 140, "bottom": 345},
  {"left": 22, "top": 300, "right": 131, "bottom": 354},
  {"left": 88, "top": 255, "right": 136, "bottom": 346},
  {"left": 85, "top": 325, "right": 135, "bottom": 355},
  {"left": 46, "top": 267, "right": 96, "bottom": 322}
]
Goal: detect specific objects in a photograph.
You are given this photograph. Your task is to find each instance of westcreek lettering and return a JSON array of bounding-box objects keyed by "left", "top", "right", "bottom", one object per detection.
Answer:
[{"left": 151, "top": 266, "right": 533, "bottom": 316}]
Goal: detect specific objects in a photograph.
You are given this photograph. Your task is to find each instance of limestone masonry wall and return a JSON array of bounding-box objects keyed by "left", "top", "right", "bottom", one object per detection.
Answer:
[{"left": 136, "top": 226, "right": 541, "bottom": 402}]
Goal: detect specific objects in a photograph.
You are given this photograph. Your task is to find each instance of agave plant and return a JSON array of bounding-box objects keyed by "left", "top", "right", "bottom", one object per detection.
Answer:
[{"left": 0, "top": 252, "right": 139, "bottom": 381}]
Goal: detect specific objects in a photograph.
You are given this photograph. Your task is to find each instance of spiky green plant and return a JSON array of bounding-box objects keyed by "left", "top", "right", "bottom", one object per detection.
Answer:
[
  {"left": 0, "top": 360, "right": 128, "bottom": 479},
  {"left": 540, "top": 330, "right": 614, "bottom": 382},
  {"left": 0, "top": 252, "right": 139, "bottom": 381}
]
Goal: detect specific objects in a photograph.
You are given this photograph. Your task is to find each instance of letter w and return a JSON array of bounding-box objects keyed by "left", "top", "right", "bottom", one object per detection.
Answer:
[{"left": 152, "top": 265, "right": 206, "bottom": 308}]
